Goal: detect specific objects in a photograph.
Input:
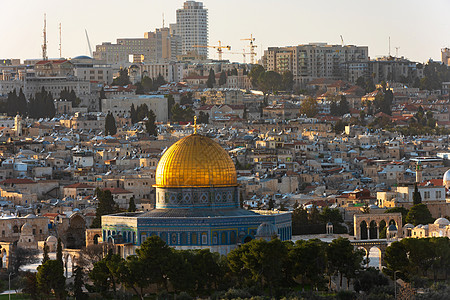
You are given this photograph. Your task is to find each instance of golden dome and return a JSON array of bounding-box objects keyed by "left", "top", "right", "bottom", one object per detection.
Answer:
[{"left": 155, "top": 134, "right": 237, "bottom": 188}]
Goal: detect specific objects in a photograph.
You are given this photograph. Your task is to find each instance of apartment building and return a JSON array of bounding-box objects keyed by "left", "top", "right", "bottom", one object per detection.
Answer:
[
  {"left": 175, "top": 1, "right": 208, "bottom": 57},
  {"left": 262, "top": 43, "right": 369, "bottom": 87}
]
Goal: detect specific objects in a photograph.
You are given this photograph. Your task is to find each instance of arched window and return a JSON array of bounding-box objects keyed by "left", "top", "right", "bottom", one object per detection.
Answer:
[
  {"left": 230, "top": 231, "right": 237, "bottom": 244},
  {"left": 181, "top": 232, "right": 187, "bottom": 245},
  {"left": 221, "top": 232, "right": 227, "bottom": 244},
  {"left": 13, "top": 225, "right": 19, "bottom": 233},
  {"left": 191, "top": 232, "right": 198, "bottom": 245}
]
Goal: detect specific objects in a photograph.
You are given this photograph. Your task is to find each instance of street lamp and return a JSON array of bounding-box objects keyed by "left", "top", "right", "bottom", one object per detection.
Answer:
[
  {"left": 8, "top": 272, "right": 14, "bottom": 300},
  {"left": 394, "top": 270, "right": 401, "bottom": 300}
]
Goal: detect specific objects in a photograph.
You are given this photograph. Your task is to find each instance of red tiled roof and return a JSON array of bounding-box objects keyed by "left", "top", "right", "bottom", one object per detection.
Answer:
[
  {"left": 103, "top": 187, "right": 132, "bottom": 194},
  {"left": 0, "top": 179, "right": 36, "bottom": 184},
  {"left": 64, "top": 183, "right": 95, "bottom": 189}
]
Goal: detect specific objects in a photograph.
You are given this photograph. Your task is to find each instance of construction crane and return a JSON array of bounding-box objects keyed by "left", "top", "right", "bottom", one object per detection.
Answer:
[
  {"left": 193, "top": 40, "right": 231, "bottom": 60},
  {"left": 85, "top": 29, "right": 93, "bottom": 57},
  {"left": 228, "top": 49, "right": 251, "bottom": 64},
  {"left": 241, "top": 34, "right": 257, "bottom": 64}
]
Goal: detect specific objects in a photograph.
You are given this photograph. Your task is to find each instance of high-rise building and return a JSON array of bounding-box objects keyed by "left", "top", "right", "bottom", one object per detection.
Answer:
[
  {"left": 93, "top": 28, "right": 181, "bottom": 64},
  {"left": 262, "top": 43, "right": 369, "bottom": 86},
  {"left": 175, "top": 1, "right": 208, "bottom": 57}
]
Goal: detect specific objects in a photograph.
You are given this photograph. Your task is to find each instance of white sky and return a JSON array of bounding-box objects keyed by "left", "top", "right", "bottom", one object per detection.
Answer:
[{"left": 1, "top": 0, "right": 449, "bottom": 63}]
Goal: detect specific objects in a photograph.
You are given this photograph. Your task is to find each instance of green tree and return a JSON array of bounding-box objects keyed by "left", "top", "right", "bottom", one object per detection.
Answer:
[
  {"left": 145, "top": 109, "right": 158, "bottom": 136},
  {"left": 57, "top": 238, "right": 63, "bottom": 267},
  {"left": 405, "top": 203, "right": 434, "bottom": 226},
  {"left": 282, "top": 70, "right": 294, "bottom": 91},
  {"left": 104, "top": 113, "right": 117, "bottom": 136},
  {"left": 88, "top": 251, "right": 123, "bottom": 298},
  {"left": 135, "top": 236, "right": 173, "bottom": 292},
  {"left": 141, "top": 76, "right": 153, "bottom": 92},
  {"left": 91, "top": 189, "right": 118, "bottom": 228},
  {"left": 197, "top": 111, "right": 209, "bottom": 124},
  {"left": 219, "top": 71, "right": 227, "bottom": 86},
  {"left": 413, "top": 183, "right": 422, "bottom": 205},
  {"left": 128, "top": 196, "right": 136, "bottom": 212},
  {"left": 383, "top": 241, "right": 409, "bottom": 280},
  {"left": 385, "top": 207, "right": 409, "bottom": 226},
  {"left": 207, "top": 68, "right": 216, "bottom": 88},
  {"left": 42, "top": 242, "right": 50, "bottom": 264},
  {"left": 22, "top": 271, "right": 38, "bottom": 300},
  {"left": 327, "top": 237, "right": 364, "bottom": 289},
  {"left": 135, "top": 82, "right": 145, "bottom": 94},
  {"left": 154, "top": 74, "right": 166, "bottom": 90},
  {"left": 300, "top": 97, "right": 319, "bottom": 117},
  {"left": 112, "top": 68, "right": 131, "bottom": 86},
  {"left": 290, "top": 239, "right": 327, "bottom": 290},
  {"left": 339, "top": 95, "right": 350, "bottom": 115},
  {"left": 130, "top": 103, "right": 137, "bottom": 124},
  {"left": 248, "top": 64, "right": 265, "bottom": 88},
  {"left": 37, "top": 259, "right": 66, "bottom": 299},
  {"left": 73, "top": 266, "right": 88, "bottom": 300}
]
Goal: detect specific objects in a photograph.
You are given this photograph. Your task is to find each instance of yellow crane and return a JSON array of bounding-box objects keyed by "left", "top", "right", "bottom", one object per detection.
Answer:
[
  {"left": 228, "top": 49, "right": 251, "bottom": 64},
  {"left": 193, "top": 41, "right": 231, "bottom": 61},
  {"left": 241, "top": 34, "right": 257, "bottom": 64}
]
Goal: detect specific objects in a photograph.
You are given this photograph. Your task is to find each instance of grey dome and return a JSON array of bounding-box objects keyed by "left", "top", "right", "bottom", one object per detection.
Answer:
[
  {"left": 434, "top": 218, "right": 450, "bottom": 226},
  {"left": 255, "top": 222, "right": 278, "bottom": 239}
]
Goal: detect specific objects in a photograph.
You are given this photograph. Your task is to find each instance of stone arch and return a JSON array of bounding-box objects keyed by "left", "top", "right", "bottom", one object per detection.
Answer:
[
  {"left": 369, "top": 246, "right": 382, "bottom": 269},
  {"left": 369, "top": 220, "right": 378, "bottom": 239},
  {"left": 13, "top": 225, "right": 19, "bottom": 233},
  {"left": 360, "top": 220, "right": 368, "bottom": 240},
  {"left": 354, "top": 213, "right": 403, "bottom": 240},
  {"left": 379, "top": 220, "right": 387, "bottom": 238},
  {"left": 93, "top": 234, "right": 100, "bottom": 245},
  {"left": 1, "top": 248, "right": 7, "bottom": 268}
]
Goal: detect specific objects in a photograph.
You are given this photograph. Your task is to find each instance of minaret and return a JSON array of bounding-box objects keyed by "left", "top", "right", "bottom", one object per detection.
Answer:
[{"left": 416, "top": 161, "right": 422, "bottom": 183}]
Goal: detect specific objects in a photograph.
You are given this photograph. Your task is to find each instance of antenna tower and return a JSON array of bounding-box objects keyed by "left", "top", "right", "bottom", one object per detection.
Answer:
[
  {"left": 42, "top": 14, "right": 48, "bottom": 60},
  {"left": 59, "top": 23, "right": 62, "bottom": 58}
]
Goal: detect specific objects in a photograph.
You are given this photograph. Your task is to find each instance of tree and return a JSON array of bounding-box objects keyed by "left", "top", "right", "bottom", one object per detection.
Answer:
[
  {"left": 385, "top": 207, "right": 409, "bottom": 226},
  {"left": 300, "top": 97, "right": 319, "bottom": 118},
  {"left": 88, "top": 251, "right": 123, "bottom": 298},
  {"left": 9, "top": 247, "right": 39, "bottom": 273},
  {"left": 219, "top": 72, "right": 227, "bottom": 86},
  {"left": 128, "top": 196, "right": 136, "bottom": 212},
  {"left": 167, "top": 94, "right": 175, "bottom": 120},
  {"left": 339, "top": 95, "right": 350, "bottom": 115},
  {"left": 112, "top": 68, "right": 130, "bottom": 86},
  {"left": 405, "top": 203, "right": 434, "bottom": 226},
  {"left": 154, "top": 74, "right": 166, "bottom": 90},
  {"left": 36, "top": 259, "right": 66, "bottom": 299},
  {"left": 22, "top": 271, "right": 38, "bottom": 300},
  {"left": 136, "top": 236, "right": 173, "bottom": 292},
  {"left": 91, "top": 189, "right": 118, "bottom": 228},
  {"left": 207, "top": 68, "right": 216, "bottom": 88},
  {"left": 145, "top": 109, "right": 157, "bottom": 136},
  {"left": 73, "top": 266, "right": 88, "bottom": 300},
  {"left": 42, "top": 242, "right": 50, "bottom": 264},
  {"left": 197, "top": 111, "right": 209, "bottom": 124},
  {"left": 104, "top": 113, "right": 117, "bottom": 136},
  {"left": 130, "top": 104, "right": 137, "bottom": 124},
  {"left": 141, "top": 76, "right": 153, "bottom": 92},
  {"left": 248, "top": 64, "right": 265, "bottom": 88},
  {"left": 290, "top": 239, "right": 327, "bottom": 290},
  {"left": 413, "top": 183, "right": 422, "bottom": 205},
  {"left": 57, "top": 238, "right": 63, "bottom": 268},
  {"left": 180, "top": 92, "right": 193, "bottom": 105},
  {"left": 282, "top": 71, "right": 294, "bottom": 91},
  {"left": 135, "top": 82, "right": 145, "bottom": 94},
  {"left": 327, "top": 237, "right": 364, "bottom": 289}
]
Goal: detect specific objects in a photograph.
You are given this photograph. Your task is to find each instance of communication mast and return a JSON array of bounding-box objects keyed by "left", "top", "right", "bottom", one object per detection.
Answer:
[
  {"left": 85, "top": 29, "right": 93, "bottom": 57},
  {"left": 59, "top": 23, "right": 62, "bottom": 58},
  {"left": 42, "top": 14, "right": 48, "bottom": 61}
]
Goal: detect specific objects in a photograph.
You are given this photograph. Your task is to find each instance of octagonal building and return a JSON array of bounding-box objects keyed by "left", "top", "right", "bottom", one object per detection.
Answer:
[{"left": 101, "top": 133, "right": 292, "bottom": 256}]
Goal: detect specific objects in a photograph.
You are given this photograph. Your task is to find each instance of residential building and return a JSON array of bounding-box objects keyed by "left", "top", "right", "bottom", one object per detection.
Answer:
[{"left": 175, "top": 1, "right": 208, "bottom": 57}]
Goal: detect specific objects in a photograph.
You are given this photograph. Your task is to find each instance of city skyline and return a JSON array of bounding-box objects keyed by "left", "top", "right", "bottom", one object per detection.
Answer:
[{"left": 1, "top": 0, "right": 450, "bottom": 63}]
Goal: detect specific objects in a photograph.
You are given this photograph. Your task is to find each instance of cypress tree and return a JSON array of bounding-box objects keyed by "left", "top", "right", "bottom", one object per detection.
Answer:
[{"left": 413, "top": 183, "right": 422, "bottom": 205}]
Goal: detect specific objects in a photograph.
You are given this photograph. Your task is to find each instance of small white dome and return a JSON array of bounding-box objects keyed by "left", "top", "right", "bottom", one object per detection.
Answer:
[
  {"left": 404, "top": 223, "right": 414, "bottom": 229},
  {"left": 46, "top": 235, "right": 58, "bottom": 243},
  {"left": 434, "top": 217, "right": 450, "bottom": 226},
  {"left": 443, "top": 169, "right": 450, "bottom": 187}
]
